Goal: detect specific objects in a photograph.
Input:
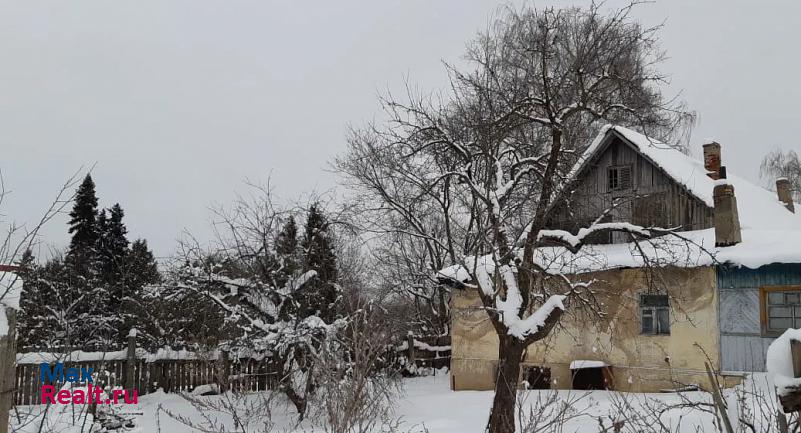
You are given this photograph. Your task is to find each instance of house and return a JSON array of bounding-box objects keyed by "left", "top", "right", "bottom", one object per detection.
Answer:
[{"left": 443, "top": 125, "right": 801, "bottom": 392}]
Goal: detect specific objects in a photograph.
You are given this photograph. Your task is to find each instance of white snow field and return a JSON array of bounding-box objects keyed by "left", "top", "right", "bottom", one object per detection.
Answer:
[{"left": 10, "top": 372, "right": 786, "bottom": 433}]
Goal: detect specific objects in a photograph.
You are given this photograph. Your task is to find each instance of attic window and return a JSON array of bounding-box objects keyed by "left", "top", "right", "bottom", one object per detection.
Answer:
[{"left": 607, "top": 165, "right": 633, "bottom": 191}]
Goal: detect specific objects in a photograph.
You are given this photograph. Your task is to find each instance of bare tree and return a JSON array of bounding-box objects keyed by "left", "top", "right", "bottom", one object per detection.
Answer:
[
  {"left": 336, "top": 131, "right": 460, "bottom": 337},
  {"left": 760, "top": 149, "right": 801, "bottom": 202},
  {"left": 338, "top": 3, "right": 694, "bottom": 432},
  {"left": 0, "top": 169, "right": 82, "bottom": 303}
]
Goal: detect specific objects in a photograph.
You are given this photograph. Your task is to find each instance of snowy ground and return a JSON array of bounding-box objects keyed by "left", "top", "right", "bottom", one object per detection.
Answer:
[{"left": 10, "top": 372, "right": 785, "bottom": 433}]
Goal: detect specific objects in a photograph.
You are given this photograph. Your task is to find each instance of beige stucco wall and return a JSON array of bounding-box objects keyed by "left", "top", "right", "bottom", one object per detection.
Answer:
[{"left": 451, "top": 266, "right": 735, "bottom": 392}]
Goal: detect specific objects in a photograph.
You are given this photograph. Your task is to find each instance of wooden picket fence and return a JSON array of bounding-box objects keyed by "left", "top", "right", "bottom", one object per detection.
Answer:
[
  {"left": 10, "top": 333, "right": 451, "bottom": 406},
  {"left": 13, "top": 337, "right": 280, "bottom": 406},
  {"left": 393, "top": 334, "right": 451, "bottom": 373}
]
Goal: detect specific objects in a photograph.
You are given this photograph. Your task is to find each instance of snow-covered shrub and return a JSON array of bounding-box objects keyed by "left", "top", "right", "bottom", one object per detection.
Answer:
[{"left": 312, "top": 306, "right": 403, "bottom": 433}]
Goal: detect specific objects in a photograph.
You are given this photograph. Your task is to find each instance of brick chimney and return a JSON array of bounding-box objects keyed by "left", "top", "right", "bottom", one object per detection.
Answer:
[
  {"left": 703, "top": 141, "right": 722, "bottom": 180},
  {"left": 713, "top": 177, "right": 742, "bottom": 247},
  {"left": 776, "top": 178, "right": 795, "bottom": 213}
]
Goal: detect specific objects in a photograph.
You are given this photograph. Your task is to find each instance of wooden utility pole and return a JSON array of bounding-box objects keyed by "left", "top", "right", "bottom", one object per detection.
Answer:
[{"left": 0, "top": 307, "right": 17, "bottom": 433}]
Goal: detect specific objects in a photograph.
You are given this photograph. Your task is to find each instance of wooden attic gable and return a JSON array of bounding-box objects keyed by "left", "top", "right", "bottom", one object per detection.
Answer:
[{"left": 546, "top": 126, "right": 715, "bottom": 241}]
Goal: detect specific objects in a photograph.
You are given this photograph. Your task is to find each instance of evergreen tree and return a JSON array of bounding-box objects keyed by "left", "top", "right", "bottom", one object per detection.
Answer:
[
  {"left": 63, "top": 174, "right": 114, "bottom": 348},
  {"left": 302, "top": 205, "right": 337, "bottom": 282},
  {"left": 127, "top": 239, "right": 160, "bottom": 287},
  {"left": 16, "top": 256, "right": 84, "bottom": 349},
  {"left": 15, "top": 249, "right": 38, "bottom": 348},
  {"left": 20, "top": 174, "right": 161, "bottom": 349},
  {"left": 119, "top": 238, "right": 160, "bottom": 341},
  {"left": 66, "top": 174, "right": 100, "bottom": 275},
  {"left": 94, "top": 203, "right": 131, "bottom": 341},
  {"left": 99, "top": 204, "right": 130, "bottom": 283},
  {"left": 96, "top": 208, "right": 108, "bottom": 242},
  {"left": 275, "top": 216, "right": 299, "bottom": 288},
  {"left": 300, "top": 204, "right": 339, "bottom": 322},
  {"left": 16, "top": 248, "right": 35, "bottom": 281}
]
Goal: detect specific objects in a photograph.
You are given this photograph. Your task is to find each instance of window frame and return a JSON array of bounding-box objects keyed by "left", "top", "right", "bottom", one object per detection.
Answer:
[
  {"left": 607, "top": 164, "right": 633, "bottom": 192},
  {"left": 760, "top": 285, "right": 801, "bottom": 337},
  {"left": 640, "top": 293, "right": 670, "bottom": 336}
]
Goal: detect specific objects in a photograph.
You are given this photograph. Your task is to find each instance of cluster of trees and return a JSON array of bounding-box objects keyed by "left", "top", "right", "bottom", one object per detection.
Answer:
[
  {"left": 9, "top": 2, "right": 760, "bottom": 433},
  {"left": 166, "top": 190, "right": 347, "bottom": 418},
  {"left": 15, "top": 175, "right": 347, "bottom": 358},
  {"left": 16, "top": 175, "right": 160, "bottom": 350},
  {"left": 13, "top": 174, "right": 358, "bottom": 419}
]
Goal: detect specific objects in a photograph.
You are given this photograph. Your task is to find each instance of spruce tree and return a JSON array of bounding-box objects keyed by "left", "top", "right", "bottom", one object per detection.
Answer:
[
  {"left": 15, "top": 249, "right": 37, "bottom": 348},
  {"left": 66, "top": 174, "right": 100, "bottom": 275},
  {"left": 95, "top": 204, "right": 131, "bottom": 341},
  {"left": 302, "top": 205, "right": 337, "bottom": 282},
  {"left": 120, "top": 238, "right": 160, "bottom": 341},
  {"left": 126, "top": 239, "right": 160, "bottom": 288},
  {"left": 99, "top": 203, "right": 130, "bottom": 284},
  {"left": 300, "top": 204, "right": 339, "bottom": 322},
  {"left": 96, "top": 208, "right": 108, "bottom": 242},
  {"left": 16, "top": 248, "right": 35, "bottom": 281},
  {"left": 64, "top": 174, "right": 119, "bottom": 349},
  {"left": 275, "top": 216, "right": 299, "bottom": 288}
]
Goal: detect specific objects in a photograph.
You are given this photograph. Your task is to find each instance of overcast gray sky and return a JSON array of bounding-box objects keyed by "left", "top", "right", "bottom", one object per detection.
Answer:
[{"left": 1, "top": 0, "right": 800, "bottom": 257}]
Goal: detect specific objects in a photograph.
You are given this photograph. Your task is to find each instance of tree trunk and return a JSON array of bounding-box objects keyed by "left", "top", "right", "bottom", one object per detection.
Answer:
[
  {"left": 487, "top": 336, "right": 525, "bottom": 433},
  {"left": 285, "top": 388, "right": 307, "bottom": 421}
]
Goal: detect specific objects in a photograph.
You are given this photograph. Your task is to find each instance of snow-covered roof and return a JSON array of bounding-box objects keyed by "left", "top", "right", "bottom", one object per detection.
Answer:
[
  {"left": 438, "top": 126, "right": 801, "bottom": 279},
  {"left": 578, "top": 125, "right": 801, "bottom": 231},
  {"left": 569, "top": 360, "right": 608, "bottom": 370}
]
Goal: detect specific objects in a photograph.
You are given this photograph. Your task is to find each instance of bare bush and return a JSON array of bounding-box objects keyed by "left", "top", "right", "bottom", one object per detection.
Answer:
[
  {"left": 516, "top": 389, "right": 594, "bottom": 433},
  {"left": 159, "top": 391, "right": 277, "bottom": 433},
  {"left": 312, "top": 307, "right": 403, "bottom": 433}
]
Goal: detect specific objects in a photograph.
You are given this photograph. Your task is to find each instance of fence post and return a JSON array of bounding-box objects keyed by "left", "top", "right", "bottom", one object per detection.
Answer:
[
  {"left": 218, "top": 350, "right": 230, "bottom": 393},
  {"left": 778, "top": 338, "right": 801, "bottom": 414},
  {"left": 150, "top": 361, "right": 162, "bottom": 393},
  {"left": 791, "top": 339, "right": 801, "bottom": 378},
  {"left": 0, "top": 307, "right": 17, "bottom": 433},
  {"left": 406, "top": 332, "right": 416, "bottom": 372},
  {"left": 124, "top": 329, "right": 137, "bottom": 390}
]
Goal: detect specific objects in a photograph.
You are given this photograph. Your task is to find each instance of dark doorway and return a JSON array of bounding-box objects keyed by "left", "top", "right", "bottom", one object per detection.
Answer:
[
  {"left": 571, "top": 367, "right": 611, "bottom": 390},
  {"left": 523, "top": 366, "right": 551, "bottom": 389}
]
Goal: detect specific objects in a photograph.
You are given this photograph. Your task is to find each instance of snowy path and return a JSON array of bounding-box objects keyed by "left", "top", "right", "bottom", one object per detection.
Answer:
[{"left": 12, "top": 373, "right": 777, "bottom": 432}]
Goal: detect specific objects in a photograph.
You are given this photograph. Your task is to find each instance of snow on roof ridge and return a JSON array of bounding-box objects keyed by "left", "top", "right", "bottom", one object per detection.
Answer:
[
  {"left": 577, "top": 125, "right": 801, "bottom": 231},
  {"left": 436, "top": 127, "right": 801, "bottom": 281}
]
